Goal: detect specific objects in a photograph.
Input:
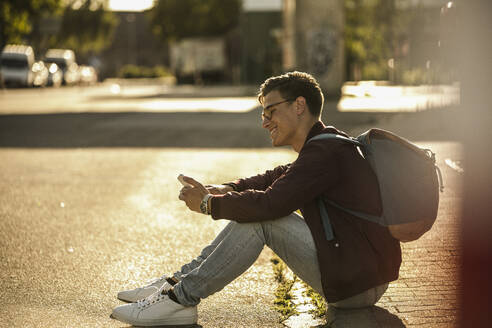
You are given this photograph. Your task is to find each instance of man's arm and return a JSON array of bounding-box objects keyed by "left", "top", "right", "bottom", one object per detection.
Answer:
[
  {"left": 178, "top": 163, "right": 291, "bottom": 215},
  {"left": 223, "top": 164, "right": 290, "bottom": 192},
  {"left": 210, "top": 141, "right": 341, "bottom": 222}
]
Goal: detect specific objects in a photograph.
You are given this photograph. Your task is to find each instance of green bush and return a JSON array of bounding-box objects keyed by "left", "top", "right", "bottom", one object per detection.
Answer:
[
  {"left": 400, "top": 68, "right": 443, "bottom": 85},
  {"left": 117, "top": 65, "right": 173, "bottom": 78},
  {"left": 362, "top": 62, "right": 388, "bottom": 81}
]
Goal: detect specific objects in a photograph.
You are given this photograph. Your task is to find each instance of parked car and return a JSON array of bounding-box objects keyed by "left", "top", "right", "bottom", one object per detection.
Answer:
[
  {"left": 78, "top": 65, "right": 97, "bottom": 85},
  {"left": 46, "top": 62, "right": 63, "bottom": 87},
  {"left": 0, "top": 44, "right": 35, "bottom": 87},
  {"left": 44, "top": 49, "right": 79, "bottom": 85},
  {"left": 32, "top": 61, "right": 49, "bottom": 87}
]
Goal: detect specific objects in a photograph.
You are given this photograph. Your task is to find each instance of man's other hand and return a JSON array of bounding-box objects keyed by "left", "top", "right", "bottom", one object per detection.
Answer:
[{"left": 178, "top": 176, "right": 210, "bottom": 213}]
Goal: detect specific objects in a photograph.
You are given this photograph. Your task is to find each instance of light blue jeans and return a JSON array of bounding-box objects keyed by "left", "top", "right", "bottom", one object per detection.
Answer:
[{"left": 172, "top": 212, "right": 388, "bottom": 308}]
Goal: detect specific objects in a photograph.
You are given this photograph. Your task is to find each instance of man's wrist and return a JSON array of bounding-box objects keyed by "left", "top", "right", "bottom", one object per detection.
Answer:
[
  {"left": 200, "top": 194, "right": 213, "bottom": 215},
  {"left": 207, "top": 194, "right": 213, "bottom": 215}
]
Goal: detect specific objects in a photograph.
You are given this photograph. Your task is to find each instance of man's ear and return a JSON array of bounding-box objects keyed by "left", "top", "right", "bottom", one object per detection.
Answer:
[{"left": 295, "top": 97, "right": 307, "bottom": 115}]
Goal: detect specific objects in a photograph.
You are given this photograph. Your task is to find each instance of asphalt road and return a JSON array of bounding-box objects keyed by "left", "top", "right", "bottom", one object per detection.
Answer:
[
  {"left": 0, "top": 83, "right": 462, "bottom": 148},
  {"left": 0, "top": 84, "right": 463, "bottom": 327}
]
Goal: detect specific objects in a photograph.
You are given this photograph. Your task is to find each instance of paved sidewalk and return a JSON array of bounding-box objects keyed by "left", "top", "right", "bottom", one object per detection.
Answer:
[{"left": 338, "top": 82, "right": 460, "bottom": 112}]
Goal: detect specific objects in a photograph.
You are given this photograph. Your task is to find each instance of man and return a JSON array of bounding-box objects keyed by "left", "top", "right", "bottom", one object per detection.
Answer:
[{"left": 111, "top": 71, "right": 401, "bottom": 326}]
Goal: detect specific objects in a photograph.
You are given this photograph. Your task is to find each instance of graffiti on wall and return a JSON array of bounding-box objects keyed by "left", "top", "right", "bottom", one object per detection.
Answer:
[{"left": 307, "top": 28, "right": 337, "bottom": 76}]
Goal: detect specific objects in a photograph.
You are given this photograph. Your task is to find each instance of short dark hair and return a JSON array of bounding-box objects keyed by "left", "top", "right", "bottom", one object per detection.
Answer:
[{"left": 258, "top": 71, "right": 324, "bottom": 118}]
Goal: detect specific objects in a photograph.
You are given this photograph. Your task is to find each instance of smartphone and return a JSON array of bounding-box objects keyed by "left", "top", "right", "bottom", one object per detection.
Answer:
[{"left": 178, "top": 174, "right": 192, "bottom": 187}]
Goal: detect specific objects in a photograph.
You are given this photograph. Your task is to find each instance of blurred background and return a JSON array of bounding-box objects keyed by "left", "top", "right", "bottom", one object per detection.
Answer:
[{"left": 0, "top": 0, "right": 459, "bottom": 95}]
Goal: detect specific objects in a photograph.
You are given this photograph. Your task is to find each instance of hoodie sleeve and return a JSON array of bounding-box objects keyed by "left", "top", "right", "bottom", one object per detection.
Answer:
[
  {"left": 211, "top": 140, "right": 342, "bottom": 222},
  {"left": 224, "top": 164, "right": 290, "bottom": 192}
]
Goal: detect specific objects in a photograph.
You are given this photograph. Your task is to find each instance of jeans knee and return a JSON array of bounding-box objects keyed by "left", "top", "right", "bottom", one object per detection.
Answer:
[{"left": 231, "top": 221, "right": 266, "bottom": 244}]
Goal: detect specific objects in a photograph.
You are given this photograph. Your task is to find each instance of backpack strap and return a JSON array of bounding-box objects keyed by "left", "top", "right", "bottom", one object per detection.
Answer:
[
  {"left": 308, "top": 133, "right": 363, "bottom": 147},
  {"left": 317, "top": 197, "right": 335, "bottom": 241},
  {"left": 308, "top": 133, "right": 365, "bottom": 240},
  {"left": 308, "top": 133, "right": 380, "bottom": 240},
  {"left": 326, "top": 199, "right": 382, "bottom": 225}
]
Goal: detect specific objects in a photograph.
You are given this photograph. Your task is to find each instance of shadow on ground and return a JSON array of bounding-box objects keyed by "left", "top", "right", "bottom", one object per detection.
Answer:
[
  {"left": 0, "top": 106, "right": 459, "bottom": 148},
  {"left": 121, "top": 325, "right": 202, "bottom": 328},
  {"left": 0, "top": 111, "right": 269, "bottom": 148},
  {"left": 316, "top": 306, "right": 406, "bottom": 328}
]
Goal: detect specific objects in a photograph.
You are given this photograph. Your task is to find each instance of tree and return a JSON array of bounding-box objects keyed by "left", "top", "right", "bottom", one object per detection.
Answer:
[
  {"left": 55, "top": 0, "right": 118, "bottom": 55},
  {"left": 0, "top": 0, "right": 61, "bottom": 50},
  {"left": 344, "top": 0, "right": 396, "bottom": 81},
  {"left": 148, "top": 0, "right": 241, "bottom": 42}
]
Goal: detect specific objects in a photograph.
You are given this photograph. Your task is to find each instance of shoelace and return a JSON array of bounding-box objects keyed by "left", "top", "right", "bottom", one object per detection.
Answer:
[{"left": 137, "top": 290, "right": 166, "bottom": 309}]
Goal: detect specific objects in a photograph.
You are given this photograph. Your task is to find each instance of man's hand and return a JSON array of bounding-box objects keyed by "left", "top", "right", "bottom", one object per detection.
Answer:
[
  {"left": 205, "top": 184, "right": 234, "bottom": 195},
  {"left": 178, "top": 175, "right": 210, "bottom": 213}
]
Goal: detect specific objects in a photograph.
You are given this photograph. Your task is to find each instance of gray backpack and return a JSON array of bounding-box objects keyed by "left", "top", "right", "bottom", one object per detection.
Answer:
[{"left": 309, "top": 128, "right": 444, "bottom": 242}]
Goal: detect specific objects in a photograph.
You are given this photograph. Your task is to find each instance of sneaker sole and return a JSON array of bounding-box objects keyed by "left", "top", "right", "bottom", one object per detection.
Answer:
[{"left": 110, "top": 312, "right": 198, "bottom": 326}]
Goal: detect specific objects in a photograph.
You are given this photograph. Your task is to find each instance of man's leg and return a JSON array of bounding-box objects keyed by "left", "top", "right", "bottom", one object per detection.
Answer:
[
  {"left": 173, "top": 212, "right": 388, "bottom": 309},
  {"left": 117, "top": 222, "right": 235, "bottom": 303},
  {"left": 111, "top": 222, "right": 239, "bottom": 325},
  {"left": 112, "top": 212, "right": 389, "bottom": 325},
  {"left": 173, "top": 221, "right": 235, "bottom": 280},
  {"left": 173, "top": 212, "right": 325, "bottom": 306}
]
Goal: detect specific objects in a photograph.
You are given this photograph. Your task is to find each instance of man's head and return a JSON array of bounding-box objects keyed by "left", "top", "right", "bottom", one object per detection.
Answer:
[
  {"left": 258, "top": 71, "right": 324, "bottom": 119},
  {"left": 258, "top": 72, "right": 324, "bottom": 152}
]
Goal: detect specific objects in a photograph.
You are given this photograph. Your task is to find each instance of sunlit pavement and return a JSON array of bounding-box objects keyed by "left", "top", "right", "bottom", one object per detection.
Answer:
[
  {"left": 0, "top": 148, "right": 297, "bottom": 327},
  {"left": 0, "top": 83, "right": 259, "bottom": 114},
  {"left": 0, "top": 84, "right": 462, "bottom": 327},
  {"left": 338, "top": 82, "right": 460, "bottom": 112}
]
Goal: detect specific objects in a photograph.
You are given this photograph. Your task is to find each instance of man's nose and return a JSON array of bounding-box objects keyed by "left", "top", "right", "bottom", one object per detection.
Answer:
[{"left": 262, "top": 116, "right": 270, "bottom": 129}]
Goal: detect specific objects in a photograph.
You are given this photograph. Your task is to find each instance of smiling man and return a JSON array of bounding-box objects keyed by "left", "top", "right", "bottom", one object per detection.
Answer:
[{"left": 111, "top": 71, "right": 401, "bottom": 326}]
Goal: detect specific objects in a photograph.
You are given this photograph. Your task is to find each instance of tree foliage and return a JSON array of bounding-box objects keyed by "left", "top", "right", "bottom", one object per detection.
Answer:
[
  {"left": 344, "top": 0, "right": 396, "bottom": 80},
  {"left": 56, "top": 0, "right": 118, "bottom": 55},
  {"left": 148, "top": 0, "right": 241, "bottom": 42},
  {"left": 0, "top": 0, "right": 61, "bottom": 50}
]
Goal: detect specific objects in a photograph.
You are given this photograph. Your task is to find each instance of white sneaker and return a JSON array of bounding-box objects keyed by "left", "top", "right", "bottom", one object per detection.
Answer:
[
  {"left": 111, "top": 290, "right": 198, "bottom": 326},
  {"left": 117, "top": 275, "right": 173, "bottom": 303}
]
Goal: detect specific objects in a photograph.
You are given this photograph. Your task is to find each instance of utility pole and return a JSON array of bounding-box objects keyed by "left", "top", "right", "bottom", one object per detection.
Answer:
[{"left": 283, "top": 0, "right": 345, "bottom": 97}]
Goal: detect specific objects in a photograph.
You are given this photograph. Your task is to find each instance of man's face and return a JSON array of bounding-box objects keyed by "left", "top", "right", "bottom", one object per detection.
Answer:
[{"left": 261, "top": 90, "right": 298, "bottom": 147}]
